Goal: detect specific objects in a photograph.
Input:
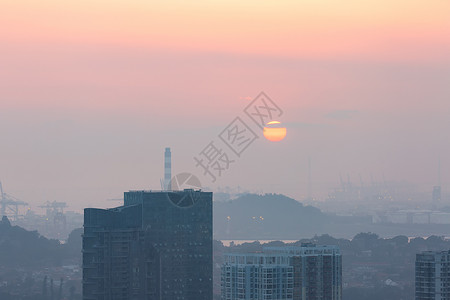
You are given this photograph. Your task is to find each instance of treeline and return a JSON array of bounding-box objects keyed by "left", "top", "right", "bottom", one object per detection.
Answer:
[
  {"left": 0, "top": 216, "right": 82, "bottom": 267},
  {"left": 213, "top": 232, "right": 450, "bottom": 300}
]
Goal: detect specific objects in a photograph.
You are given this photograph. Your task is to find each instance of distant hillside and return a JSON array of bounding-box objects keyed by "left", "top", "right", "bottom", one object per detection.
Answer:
[
  {"left": 214, "top": 193, "right": 337, "bottom": 239},
  {"left": 213, "top": 193, "right": 450, "bottom": 240},
  {"left": 0, "top": 216, "right": 81, "bottom": 267}
]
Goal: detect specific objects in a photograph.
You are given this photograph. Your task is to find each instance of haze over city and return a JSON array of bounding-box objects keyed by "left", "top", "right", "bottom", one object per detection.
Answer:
[
  {"left": 1, "top": 0, "right": 450, "bottom": 211},
  {"left": 3, "top": 2, "right": 450, "bottom": 300}
]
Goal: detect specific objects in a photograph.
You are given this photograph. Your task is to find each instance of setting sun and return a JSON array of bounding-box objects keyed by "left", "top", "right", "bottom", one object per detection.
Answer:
[{"left": 263, "top": 121, "right": 287, "bottom": 142}]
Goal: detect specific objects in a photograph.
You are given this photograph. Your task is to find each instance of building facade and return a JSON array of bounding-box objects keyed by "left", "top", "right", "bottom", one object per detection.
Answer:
[
  {"left": 221, "top": 244, "right": 342, "bottom": 300},
  {"left": 416, "top": 250, "right": 450, "bottom": 300},
  {"left": 83, "top": 190, "right": 212, "bottom": 300},
  {"left": 222, "top": 253, "right": 294, "bottom": 299}
]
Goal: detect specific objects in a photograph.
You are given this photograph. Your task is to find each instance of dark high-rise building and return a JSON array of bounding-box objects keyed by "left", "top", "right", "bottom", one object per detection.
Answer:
[
  {"left": 416, "top": 250, "right": 450, "bottom": 300},
  {"left": 83, "top": 189, "right": 212, "bottom": 300}
]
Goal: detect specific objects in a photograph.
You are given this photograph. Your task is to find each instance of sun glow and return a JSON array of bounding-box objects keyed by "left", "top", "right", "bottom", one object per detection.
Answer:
[{"left": 263, "top": 121, "right": 287, "bottom": 142}]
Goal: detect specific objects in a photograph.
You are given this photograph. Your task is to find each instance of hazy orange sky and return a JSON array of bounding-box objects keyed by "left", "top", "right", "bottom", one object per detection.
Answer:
[{"left": 1, "top": 0, "right": 449, "bottom": 211}]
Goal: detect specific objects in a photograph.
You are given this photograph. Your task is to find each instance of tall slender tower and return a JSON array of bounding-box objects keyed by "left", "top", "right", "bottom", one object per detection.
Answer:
[
  {"left": 307, "top": 157, "right": 312, "bottom": 200},
  {"left": 432, "top": 158, "right": 442, "bottom": 207},
  {"left": 0, "top": 181, "right": 4, "bottom": 216},
  {"left": 164, "top": 147, "right": 172, "bottom": 190}
]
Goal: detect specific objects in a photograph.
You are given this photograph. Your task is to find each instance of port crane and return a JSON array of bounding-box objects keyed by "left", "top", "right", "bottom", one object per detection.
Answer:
[{"left": 0, "top": 181, "right": 28, "bottom": 221}]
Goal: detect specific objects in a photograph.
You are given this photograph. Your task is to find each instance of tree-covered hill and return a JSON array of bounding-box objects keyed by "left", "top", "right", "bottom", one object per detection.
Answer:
[
  {"left": 213, "top": 193, "right": 369, "bottom": 239},
  {"left": 0, "top": 216, "right": 82, "bottom": 267}
]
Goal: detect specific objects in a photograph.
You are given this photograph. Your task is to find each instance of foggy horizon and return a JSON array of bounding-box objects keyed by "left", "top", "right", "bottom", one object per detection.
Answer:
[
  {"left": 1, "top": 1, "right": 449, "bottom": 214},
  {"left": 2, "top": 2, "right": 450, "bottom": 300}
]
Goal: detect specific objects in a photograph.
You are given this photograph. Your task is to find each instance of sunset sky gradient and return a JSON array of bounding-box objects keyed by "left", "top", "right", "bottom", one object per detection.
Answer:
[{"left": 1, "top": 0, "right": 449, "bottom": 211}]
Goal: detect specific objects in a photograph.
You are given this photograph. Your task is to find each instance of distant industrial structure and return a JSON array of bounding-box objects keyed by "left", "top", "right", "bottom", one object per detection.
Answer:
[
  {"left": 14, "top": 200, "right": 81, "bottom": 240},
  {"left": 39, "top": 201, "right": 68, "bottom": 236},
  {"left": 0, "top": 181, "right": 82, "bottom": 239},
  {"left": 221, "top": 244, "right": 342, "bottom": 300},
  {"left": 83, "top": 189, "right": 213, "bottom": 300},
  {"left": 433, "top": 158, "right": 442, "bottom": 207},
  {"left": 377, "top": 209, "right": 450, "bottom": 224},
  {"left": 416, "top": 250, "right": 450, "bottom": 300},
  {"left": 372, "top": 185, "right": 448, "bottom": 225},
  {"left": 0, "top": 181, "right": 28, "bottom": 221},
  {"left": 324, "top": 174, "right": 397, "bottom": 214},
  {"left": 432, "top": 186, "right": 442, "bottom": 203},
  {"left": 162, "top": 147, "right": 172, "bottom": 190}
]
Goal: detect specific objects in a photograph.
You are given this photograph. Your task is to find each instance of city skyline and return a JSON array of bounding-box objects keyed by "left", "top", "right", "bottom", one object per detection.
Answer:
[{"left": 1, "top": 2, "right": 450, "bottom": 300}]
